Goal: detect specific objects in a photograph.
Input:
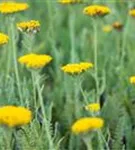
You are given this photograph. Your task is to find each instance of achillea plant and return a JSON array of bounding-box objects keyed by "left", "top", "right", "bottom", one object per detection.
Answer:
[
  {"left": 129, "top": 76, "right": 135, "bottom": 84},
  {"left": 112, "top": 21, "right": 123, "bottom": 31},
  {"left": 0, "top": 106, "right": 31, "bottom": 127},
  {"left": 17, "top": 20, "right": 40, "bottom": 34},
  {"left": 0, "top": 33, "right": 9, "bottom": 45},
  {"left": 102, "top": 25, "right": 112, "bottom": 33},
  {"left": 83, "top": 5, "right": 110, "bottom": 103},
  {"left": 83, "top": 5, "right": 111, "bottom": 17},
  {"left": 61, "top": 62, "right": 93, "bottom": 75},
  {"left": 71, "top": 117, "right": 104, "bottom": 134},
  {"left": 85, "top": 103, "right": 100, "bottom": 112},
  {"left": 18, "top": 53, "right": 52, "bottom": 69},
  {"left": 129, "top": 9, "right": 135, "bottom": 17},
  {"left": 0, "top": 2, "right": 29, "bottom": 14},
  {"left": 58, "top": 0, "right": 82, "bottom": 4}
]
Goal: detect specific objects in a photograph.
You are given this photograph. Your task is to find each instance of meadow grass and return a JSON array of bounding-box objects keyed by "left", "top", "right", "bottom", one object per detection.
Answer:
[{"left": 0, "top": 0, "right": 135, "bottom": 150}]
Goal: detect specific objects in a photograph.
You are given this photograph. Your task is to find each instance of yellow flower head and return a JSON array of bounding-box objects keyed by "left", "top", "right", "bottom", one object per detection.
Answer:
[
  {"left": 0, "top": 2, "right": 29, "bottom": 14},
  {"left": 83, "top": 5, "right": 111, "bottom": 17},
  {"left": 85, "top": 103, "right": 100, "bottom": 112},
  {"left": 71, "top": 117, "right": 104, "bottom": 134},
  {"left": 129, "top": 9, "right": 135, "bottom": 17},
  {"left": 58, "top": 0, "right": 82, "bottom": 4},
  {"left": 129, "top": 76, "right": 135, "bottom": 84},
  {"left": 61, "top": 62, "right": 93, "bottom": 75},
  {"left": 112, "top": 21, "right": 123, "bottom": 31},
  {"left": 102, "top": 25, "right": 112, "bottom": 33},
  {"left": 0, "top": 33, "right": 9, "bottom": 45},
  {"left": 0, "top": 106, "right": 32, "bottom": 127},
  {"left": 18, "top": 53, "right": 52, "bottom": 69},
  {"left": 17, "top": 20, "right": 40, "bottom": 34}
]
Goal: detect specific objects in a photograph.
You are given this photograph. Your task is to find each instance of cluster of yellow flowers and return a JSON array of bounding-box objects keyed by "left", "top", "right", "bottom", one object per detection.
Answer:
[
  {"left": 0, "top": 106, "right": 31, "bottom": 127},
  {"left": 0, "top": 2, "right": 29, "bottom": 14},
  {"left": 83, "top": 5, "right": 111, "bottom": 17},
  {"left": 17, "top": 20, "right": 40, "bottom": 33},
  {"left": 71, "top": 117, "right": 104, "bottom": 134},
  {"left": 102, "top": 25, "right": 112, "bottom": 33},
  {"left": 61, "top": 62, "right": 93, "bottom": 75},
  {"left": 112, "top": 21, "right": 123, "bottom": 30},
  {"left": 58, "top": 0, "right": 82, "bottom": 4},
  {"left": 129, "top": 9, "right": 135, "bottom": 17},
  {"left": 18, "top": 53, "right": 52, "bottom": 69},
  {"left": 85, "top": 103, "right": 100, "bottom": 112},
  {"left": 129, "top": 76, "right": 135, "bottom": 84},
  {"left": 0, "top": 33, "right": 9, "bottom": 45},
  {"left": 102, "top": 21, "right": 123, "bottom": 33}
]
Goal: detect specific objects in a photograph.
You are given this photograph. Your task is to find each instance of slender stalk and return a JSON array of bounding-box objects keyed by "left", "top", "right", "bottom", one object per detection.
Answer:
[
  {"left": 35, "top": 71, "right": 54, "bottom": 150},
  {"left": 97, "top": 130, "right": 110, "bottom": 150},
  {"left": 69, "top": 9, "right": 76, "bottom": 63},
  {"left": 69, "top": 134, "right": 74, "bottom": 150},
  {"left": 6, "top": 16, "right": 12, "bottom": 80},
  {"left": 10, "top": 17, "right": 23, "bottom": 105},
  {"left": 93, "top": 19, "right": 99, "bottom": 102},
  {"left": 25, "top": 33, "right": 34, "bottom": 52},
  {"left": 120, "top": 16, "right": 130, "bottom": 67},
  {"left": 31, "top": 70, "right": 38, "bottom": 115},
  {"left": 83, "top": 135, "right": 93, "bottom": 150},
  {"left": 11, "top": 128, "right": 20, "bottom": 150},
  {"left": 46, "top": 1, "right": 60, "bottom": 77},
  {"left": 74, "top": 77, "right": 79, "bottom": 118},
  {"left": 3, "top": 128, "right": 12, "bottom": 150}
]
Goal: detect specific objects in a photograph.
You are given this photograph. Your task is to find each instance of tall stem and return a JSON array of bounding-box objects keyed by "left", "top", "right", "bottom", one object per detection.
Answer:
[
  {"left": 98, "top": 130, "right": 110, "bottom": 150},
  {"left": 31, "top": 70, "right": 38, "bottom": 115},
  {"left": 83, "top": 135, "right": 93, "bottom": 150},
  {"left": 93, "top": 19, "right": 99, "bottom": 102},
  {"left": 6, "top": 16, "right": 11, "bottom": 79},
  {"left": 74, "top": 77, "right": 79, "bottom": 118},
  {"left": 35, "top": 71, "right": 54, "bottom": 150},
  {"left": 120, "top": 16, "right": 130, "bottom": 67},
  {"left": 10, "top": 17, "right": 23, "bottom": 105},
  {"left": 69, "top": 8, "right": 76, "bottom": 63}
]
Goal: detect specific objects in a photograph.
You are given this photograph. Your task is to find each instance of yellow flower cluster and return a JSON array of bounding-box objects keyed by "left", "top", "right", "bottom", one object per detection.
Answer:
[
  {"left": 71, "top": 117, "right": 104, "bottom": 134},
  {"left": 18, "top": 53, "right": 52, "bottom": 69},
  {"left": 17, "top": 20, "right": 40, "bottom": 33},
  {"left": 0, "top": 106, "right": 32, "bottom": 127},
  {"left": 85, "top": 103, "right": 100, "bottom": 112},
  {"left": 129, "top": 76, "right": 135, "bottom": 84},
  {"left": 102, "top": 25, "right": 112, "bottom": 33},
  {"left": 58, "top": 0, "right": 82, "bottom": 4},
  {"left": 129, "top": 9, "right": 135, "bottom": 17},
  {"left": 112, "top": 21, "right": 123, "bottom": 31},
  {"left": 83, "top": 5, "right": 111, "bottom": 17},
  {"left": 0, "top": 33, "right": 9, "bottom": 45},
  {"left": 61, "top": 62, "right": 93, "bottom": 75},
  {"left": 0, "top": 2, "right": 29, "bottom": 14}
]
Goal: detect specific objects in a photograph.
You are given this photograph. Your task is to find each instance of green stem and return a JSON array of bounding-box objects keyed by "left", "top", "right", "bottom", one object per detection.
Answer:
[
  {"left": 3, "top": 128, "right": 12, "bottom": 150},
  {"left": 11, "top": 17, "right": 23, "bottom": 105},
  {"left": 31, "top": 70, "right": 38, "bottom": 115},
  {"left": 46, "top": 1, "right": 60, "bottom": 77},
  {"left": 11, "top": 128, "right": 20, "bottom": 150},
  {"left": 120, "top": 16, "right": 130, "bottom": 67},
  {"left": 73, "top": 76, "right": 80, "bottom": 118},
  {"left": 69, "top": 134, "right": 74, "bottom": 150},
  {"left": 93, "top": 19, "right": 99, "bottom": 102},
  {"left": 69, "top": 9, "right": 76, "bottom": 63},
  {"left": 6, "top": 16, "right": 12, "bottom": 80},
  {"left": 83, "top": 135, "right": 93, "bottom": 150},
  {"left": 35, "top": 71, "right": 54, "bottom": 150},
  {"left": 97, "top": 130, "right": 110, "bottom": 150},
  {"left": 26, "top": 33, "right": 34, "bottom": 52}
]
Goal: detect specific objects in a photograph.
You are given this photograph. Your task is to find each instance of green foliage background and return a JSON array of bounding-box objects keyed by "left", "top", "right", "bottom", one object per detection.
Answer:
[{"left": 0, "top": 0, "right": 135, "bottom": 150}]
